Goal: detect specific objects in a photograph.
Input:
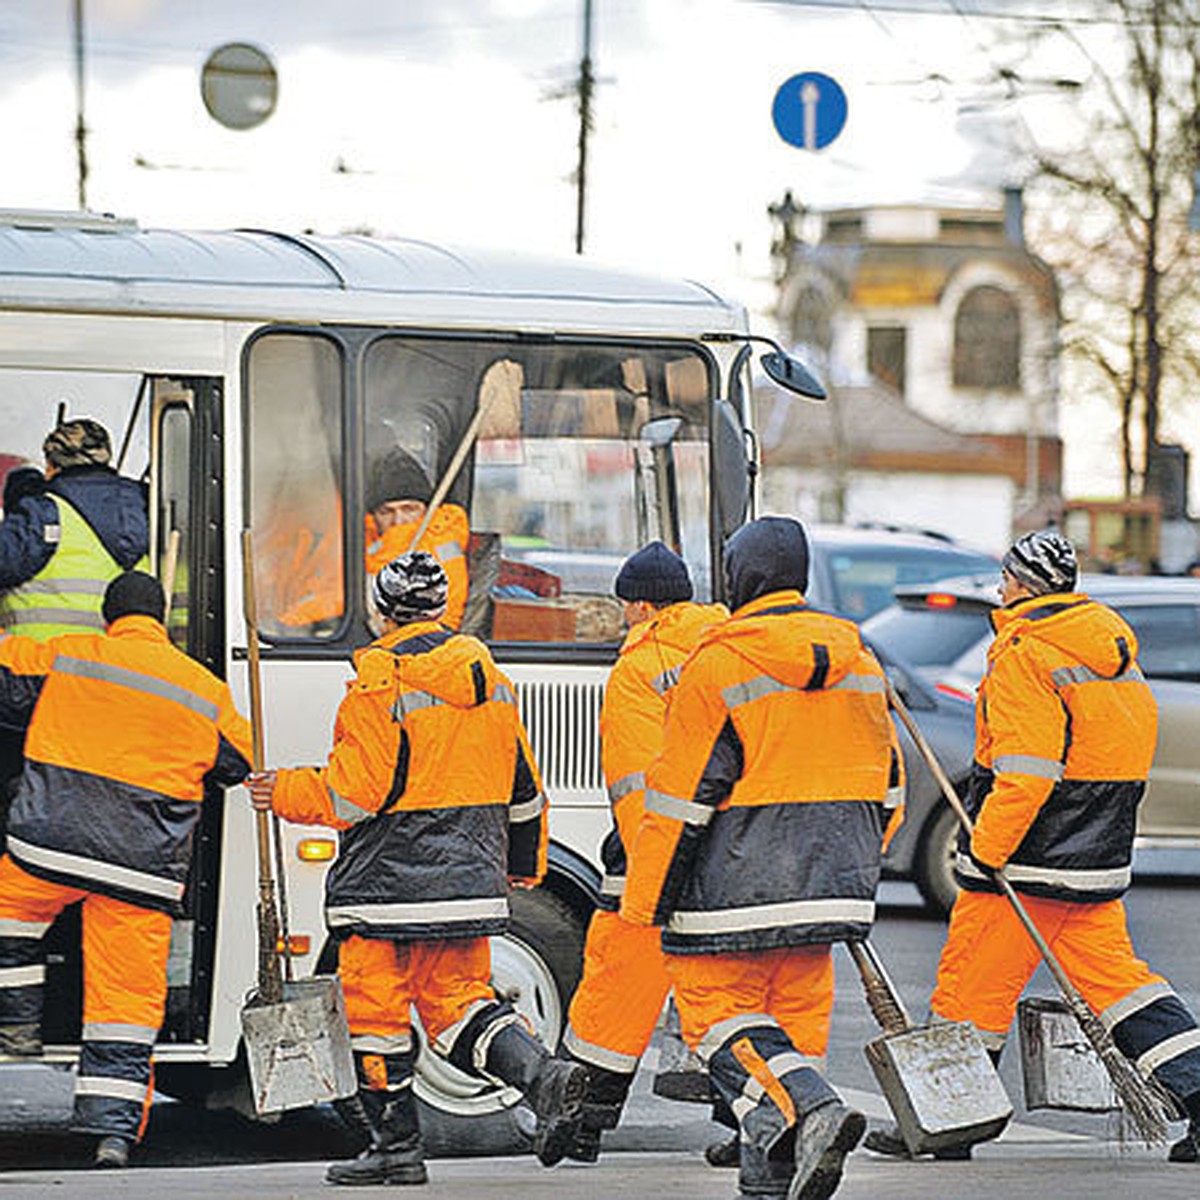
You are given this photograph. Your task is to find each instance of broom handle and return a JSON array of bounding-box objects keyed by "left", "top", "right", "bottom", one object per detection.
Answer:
[
  {"left": 411, "top": 389, "right": 497, "bottom": 547},
  {"left": 241, "top": 530, "right": 284, "bottom": 1004},
  {"left": 884, "top": 678, "right": 1104, "bottom": 1018},
  {"left": 847, "top": 939, "right": 912, "bottom": 1036}
]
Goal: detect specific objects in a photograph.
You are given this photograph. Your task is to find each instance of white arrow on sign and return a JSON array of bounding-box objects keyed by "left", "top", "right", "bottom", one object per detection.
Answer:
[{"left": 801, "top": 79, "right": 820, "bottom": 150}]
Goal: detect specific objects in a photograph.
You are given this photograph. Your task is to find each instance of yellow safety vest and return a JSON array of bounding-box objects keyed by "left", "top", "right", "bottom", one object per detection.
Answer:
[{"left": 0, "top": 496, "right": 149, "bottom": 641}]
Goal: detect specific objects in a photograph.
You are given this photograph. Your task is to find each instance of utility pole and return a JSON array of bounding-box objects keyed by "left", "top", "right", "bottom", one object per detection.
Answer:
[
  {"left": 73, "top": 0, "right": 88, "bottom": 210},
  {"left": 574, "top": 0, "right": 594, "bottom": 255}
]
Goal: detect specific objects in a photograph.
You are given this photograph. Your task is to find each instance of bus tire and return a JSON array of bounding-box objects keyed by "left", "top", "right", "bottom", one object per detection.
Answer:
[{"left": 416, "top": 885, "right": 587, "bottom": 1158}]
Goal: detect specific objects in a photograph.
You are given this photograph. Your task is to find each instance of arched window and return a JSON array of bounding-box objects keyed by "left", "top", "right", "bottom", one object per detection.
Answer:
[{"left": 953, "top": 285, "right": 1020, "bottom": 389}]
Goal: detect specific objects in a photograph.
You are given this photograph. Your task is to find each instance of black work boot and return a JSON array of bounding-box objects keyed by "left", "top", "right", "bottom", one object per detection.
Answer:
[
  {"left": 565, "top": 1060, "right": 632, "bottom": 1163},
  {"left": 332, "top": 1089, "right": 383, "bottom": 1153},
  {"left": 483, "top": 1022, "right": 587, "bottom": 1167},
  {"left": 706, "top": 1090, "right": 740, "bottom": 1167},
  {"left": 0, "top": 1022, "right": 42, "bottom": 1056},
  {"left": 1169, "top": 1119, "right": 1200, "bottom": 1164},
  {"left": 787, "top": 1101, "right": 865, "bottom": 1200},
  {"left": 93, "top": 1136, "right": 130, "bottom": 1169},
  {"left": 863, "top": 1122, "right": 973, "bottom": 1161},
  {"left": 326, "top": 1091, "right": 427, "bottom": 1186},
  {"left": 739, "top": 1139, "right": 794, "bottom": 1197}
]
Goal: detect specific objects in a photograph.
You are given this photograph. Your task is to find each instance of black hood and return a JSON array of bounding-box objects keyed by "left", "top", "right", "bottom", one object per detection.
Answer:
[{"left": 724, "top": 517, "right": 810, "bottom": 609}]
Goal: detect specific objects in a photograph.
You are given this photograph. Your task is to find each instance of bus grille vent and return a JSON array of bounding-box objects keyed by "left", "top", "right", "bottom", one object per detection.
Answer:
[{"left": 517, "top": 679, "right": 604, "bottom": 792}]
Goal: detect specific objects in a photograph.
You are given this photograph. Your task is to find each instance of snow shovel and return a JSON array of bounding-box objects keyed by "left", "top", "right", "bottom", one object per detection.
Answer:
[
  {"left": 850, "top": 937, "right": 1012, "bottom": 1156},
  {"left": 238, "top": 530, "right": 356, "bottom": 1116},
  {"left": 884, "top": 676, "right": 1177, "bottom": 1144}
]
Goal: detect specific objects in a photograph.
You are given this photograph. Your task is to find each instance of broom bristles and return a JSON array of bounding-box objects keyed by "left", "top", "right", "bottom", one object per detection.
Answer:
[{"left": 1075, "top": 1003, "right": 1177, "bottom": 1144}]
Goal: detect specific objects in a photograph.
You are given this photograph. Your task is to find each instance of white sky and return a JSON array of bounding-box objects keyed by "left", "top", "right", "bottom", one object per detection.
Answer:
[{"left": 0, "top": 0, "right": 1171, "bottom": 503}]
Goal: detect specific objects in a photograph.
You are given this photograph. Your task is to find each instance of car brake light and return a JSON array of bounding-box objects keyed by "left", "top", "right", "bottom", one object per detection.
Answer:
[{"left": 926, "top": 593, "right": 957, "bottom": 609}]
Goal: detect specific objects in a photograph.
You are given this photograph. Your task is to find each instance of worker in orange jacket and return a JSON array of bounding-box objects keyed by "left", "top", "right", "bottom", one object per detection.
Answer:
[
  {"left": 0, "top": 571, "right": 252, "bottom": 1168},
  {"left": 869, "top": 530, "right": 1200, "bottom": 1165},
  {"left": 246, "top": 550, "right": 585, "bottom": 1187},
  {"left": 269, "top": 446, "right": 470, "bottom": 634},
  {"left": 560, "top": 541, "right": 725, "bottom": 1161},
  {"left": 623, "top": 517, "right": 904, "bottom": 1200}
]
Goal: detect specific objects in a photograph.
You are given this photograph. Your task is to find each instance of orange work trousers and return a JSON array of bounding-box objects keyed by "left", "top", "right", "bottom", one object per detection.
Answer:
[
  {"left": 0, "top": 854, "right": 171, "bottom": 1030},
  {"left": 931, "top": 890, "right": 1163, "bottom": 1044},
  {"left": 565, "top": 910, "right": 670, "bottom": 1071},
  {"left": 666, "top": 944, "right": 835, "bottom": 1061},
  {"left": 337, "top": 934, "right": 496, "bottom": 1044}
]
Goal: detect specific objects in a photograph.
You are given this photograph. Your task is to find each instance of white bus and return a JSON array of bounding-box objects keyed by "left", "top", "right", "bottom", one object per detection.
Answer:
[{"left": 0, "top": 209, "right": 819, "bottom": 1152}]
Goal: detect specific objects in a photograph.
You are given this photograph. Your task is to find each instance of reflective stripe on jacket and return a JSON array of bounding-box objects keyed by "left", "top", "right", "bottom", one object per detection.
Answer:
[
  {"left": 0, "top": 496, "right": 149, "bottom": 640},
  {"left": 365, "top": 505, "right": 470, "bottom": 630},
  {"left": 270, "top": 620, "right": 547, "bottom": 942},
  {"left": 958, "top": 592, "right": 1157, "bottom": 903},
  {"left": 0, "top": 616, "right": 253, "bottom": 913},
  {"left": 621, "top": 590, "right": 903, "bottom": 954},
  {"left": 596, "top": 601, "right": 726, "bottom": 909}
]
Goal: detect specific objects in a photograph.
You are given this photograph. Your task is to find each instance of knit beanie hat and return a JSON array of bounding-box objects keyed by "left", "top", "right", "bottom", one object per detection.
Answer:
[
  {"left": 102, "top": 570, "right": 166, "bottom": 625},
  {"left": 44, "top": 418, "right": 112, "bottom": 470},
  {"left": 1002, "top": 530, "right": 1078, "bottom": 596},
  {"left": 366, "top": 447, "right": 434, "bottom": 513},
  {"left": 614, "top": 541, "right": 693, "bottom": 604},
  {"left": 373, "top": 551, "right": 449, "bottom": 623}
]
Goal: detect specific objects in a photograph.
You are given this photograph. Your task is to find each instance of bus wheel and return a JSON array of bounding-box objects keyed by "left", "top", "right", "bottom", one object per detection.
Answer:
[{"left": 416, "top": 886, "right": 586, "bottom": 1157}]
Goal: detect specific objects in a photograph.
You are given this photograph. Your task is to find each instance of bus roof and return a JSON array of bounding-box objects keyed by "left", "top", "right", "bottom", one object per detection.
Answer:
[{"left": 0, "top": 211, "right": 747, "bottom": 335}]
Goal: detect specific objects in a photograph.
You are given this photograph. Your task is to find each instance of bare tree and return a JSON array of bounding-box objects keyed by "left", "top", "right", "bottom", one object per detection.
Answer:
[{"left": 1013, "top": 0, "right": 1200, "bottom": 501}]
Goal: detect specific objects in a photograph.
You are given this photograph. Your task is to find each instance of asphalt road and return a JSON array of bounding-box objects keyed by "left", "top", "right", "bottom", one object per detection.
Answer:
[{"left": 1, "top": 878, "right": 1198, "bottom": 1199}]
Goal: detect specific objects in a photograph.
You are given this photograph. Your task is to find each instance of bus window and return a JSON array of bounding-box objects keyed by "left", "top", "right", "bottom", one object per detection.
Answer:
[
  {"left": 247, "top": 333, "right": 345, "bottom": 640},
  {"left": 155, "top": 391, "right": 192, "bottom": 650},
  {"left": 364, "top": 337, "right": 712, "bottom": 646}
]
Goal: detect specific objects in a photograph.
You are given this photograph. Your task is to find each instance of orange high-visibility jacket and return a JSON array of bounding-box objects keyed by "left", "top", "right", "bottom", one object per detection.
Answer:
[
  {"left": 270, "top": 621, "right": 547, "bottom": 942},
  {"left": 0, "top": 616, "right": 253, "bottom": 913},
  {"left": 621, "top": 591, "right": 903, "bottom": 954},
  {"left": 959, "top": 592, "right": 1157, "bottom": 903},
  {"left": 596, "top": 601, "right": 727, "bottom": 909},
  {"left": 365, "top": 505, "right": 470, "bottom": 629}
]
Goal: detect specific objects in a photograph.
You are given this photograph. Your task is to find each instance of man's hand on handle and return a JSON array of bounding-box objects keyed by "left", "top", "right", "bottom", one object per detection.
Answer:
[{"left": 246, "top": 770, "right": 278, "bottom": 812}]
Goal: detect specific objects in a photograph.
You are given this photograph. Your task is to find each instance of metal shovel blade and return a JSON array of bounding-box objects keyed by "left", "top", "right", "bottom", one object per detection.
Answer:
[
  {"left": 864, "top": 1021, "right": 1013, "bottom": 1156},
  {"left": 241, "top": 975, "right": 357, "bottom": 1116},
  {"left": 1017, "top": 997, "right": 1118, "bottom": 1112}
]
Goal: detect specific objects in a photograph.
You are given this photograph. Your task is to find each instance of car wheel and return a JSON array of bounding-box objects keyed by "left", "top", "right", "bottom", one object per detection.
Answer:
[
  {"left": 913, "top": 803, "right": 960, "bottom": 917},
  {"left": 415, "top": 886, "right": 586, "bottom": 1157}
]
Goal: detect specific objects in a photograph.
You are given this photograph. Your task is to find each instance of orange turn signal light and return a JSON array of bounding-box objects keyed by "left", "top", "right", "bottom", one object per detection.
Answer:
[
  {"left": 275, "top": 935, "right": 312, "bottom": 956},
  {"left": 925, "top": 593, "right": 957, "bottom": 609},
  {"left": 297, "top": 838, "right": 336, "bottom": 862}
]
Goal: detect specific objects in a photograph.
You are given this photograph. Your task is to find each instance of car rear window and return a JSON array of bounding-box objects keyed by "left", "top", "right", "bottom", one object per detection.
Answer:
[
  {"left": 1114, "top": 603, "right": 1200, "bottom": 682},
  {"left": 825, "top": 547, "right": 998, "bottom": 620},
  {"left": 861, "top": 605, "right": 993, "bottom": 667}
]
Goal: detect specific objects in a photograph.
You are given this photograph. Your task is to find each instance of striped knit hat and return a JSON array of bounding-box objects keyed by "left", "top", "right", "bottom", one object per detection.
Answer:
[{"left": 372, "top": 551, "right": 448, "bottom": 623}]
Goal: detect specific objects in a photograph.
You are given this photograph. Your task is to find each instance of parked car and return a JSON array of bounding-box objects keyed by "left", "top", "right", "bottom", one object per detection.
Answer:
[
  {"left": 804, "top": 524, "right": 1000, "bottom": 621},
  {"left": 862, "top": 573, "right": 1200, "bottom": 912}
]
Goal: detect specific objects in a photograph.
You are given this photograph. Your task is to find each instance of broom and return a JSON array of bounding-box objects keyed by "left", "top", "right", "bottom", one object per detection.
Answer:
[{"left": 884, "top": 677, "right": 1177, "bottom": 1144}]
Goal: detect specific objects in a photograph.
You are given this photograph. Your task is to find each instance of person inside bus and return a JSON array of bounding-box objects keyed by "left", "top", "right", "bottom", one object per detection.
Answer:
[
  {"left": 0, "top": 570, "right": 252, "bottom": 1169},
  {"left": 271, "top": 446, "right": 469, "bottom": 635},
  {"left": 0, "top": 417, "right": 149, "bottom": 828}
]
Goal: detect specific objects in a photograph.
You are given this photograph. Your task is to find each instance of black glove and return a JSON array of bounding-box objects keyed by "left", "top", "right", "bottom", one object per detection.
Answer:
[{"left": 3, "top": 467, "right": 45, "bottom": 511}]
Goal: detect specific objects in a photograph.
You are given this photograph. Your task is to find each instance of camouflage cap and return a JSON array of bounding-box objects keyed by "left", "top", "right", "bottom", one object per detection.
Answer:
[{"left": 43, "top": 418, "right": 112, "bottom": 469}]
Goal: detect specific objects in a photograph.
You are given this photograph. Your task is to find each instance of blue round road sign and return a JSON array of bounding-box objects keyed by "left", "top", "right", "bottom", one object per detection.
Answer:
[{"left": 772, "top": 72, "right": 848, "bottom": 150}]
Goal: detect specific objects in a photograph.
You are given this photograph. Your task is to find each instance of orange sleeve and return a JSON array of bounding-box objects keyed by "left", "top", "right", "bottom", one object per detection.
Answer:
[
  {"left": 620, "top": 651, "right": 730, "bottom": 926},
  {"left": 970, "top": 645, "right": 1061, "bottom": 869},
  {"left": 272, "top": 654, "right": 402, "bottom": 829}
]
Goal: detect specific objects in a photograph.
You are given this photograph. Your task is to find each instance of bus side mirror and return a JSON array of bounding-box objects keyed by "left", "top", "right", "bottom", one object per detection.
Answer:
[
  {"left": 713, "top": 399, "right": 749, "bottom": 537},
  {"left": 760, "top": 350, "right": 826, "bottom": 400}
]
